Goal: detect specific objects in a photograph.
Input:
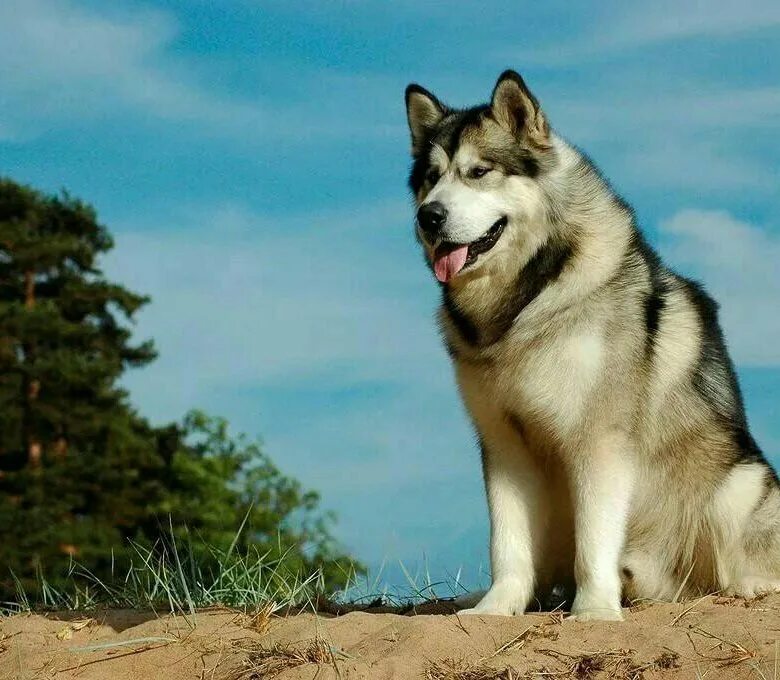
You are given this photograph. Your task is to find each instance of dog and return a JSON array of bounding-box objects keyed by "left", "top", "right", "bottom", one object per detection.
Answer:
[{"left": 404, "top": 70, "right": 780, "bottom": 620}]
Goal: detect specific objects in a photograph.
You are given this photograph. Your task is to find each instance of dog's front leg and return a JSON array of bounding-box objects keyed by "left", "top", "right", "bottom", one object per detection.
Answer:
[
  {"left": 568, "top": 432, "right": 634, "bottom": 621},
  {"left": 459, "top": 438, "right": 545, "bottom": 616}
]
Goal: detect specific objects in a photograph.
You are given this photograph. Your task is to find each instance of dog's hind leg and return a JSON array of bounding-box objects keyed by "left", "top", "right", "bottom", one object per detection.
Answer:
[
  {"left": 712, "top": 463, "right": 780, "bottom": 597},
  {"left": 620, "top": 549, "right": 678, "bottom": 603}
]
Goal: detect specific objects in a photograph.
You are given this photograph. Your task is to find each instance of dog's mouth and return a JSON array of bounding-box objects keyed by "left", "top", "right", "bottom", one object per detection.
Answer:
[{"left": 432, "top": 216, "right": 507, "bottom": 283}]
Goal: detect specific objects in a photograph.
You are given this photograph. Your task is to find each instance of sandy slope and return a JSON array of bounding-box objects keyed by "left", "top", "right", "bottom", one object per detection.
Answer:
[{"left": 1, "top": 595, "right": 778, "bottom": 679}]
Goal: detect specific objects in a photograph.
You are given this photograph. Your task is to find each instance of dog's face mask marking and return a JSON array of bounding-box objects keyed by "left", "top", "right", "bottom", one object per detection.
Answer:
[{"left": 404, "top": 71, "right": 551, "bottom": 283}]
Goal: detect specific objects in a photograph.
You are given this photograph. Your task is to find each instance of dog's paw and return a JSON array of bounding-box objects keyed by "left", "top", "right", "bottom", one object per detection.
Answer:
[
  {"left": 569, "top": 589, "right": 624, "bottom": 622},
  {"left": 724, "top": 577, "right": 780, "bottom": 599},
  {"left": 457, "top": 606, "right": 511, "bottom": 617},
  {"left": 567, "top": 606, "right": 624, "bottom": 622},
  {"left": 457, "top": 578, "right": 530, "bottom": 617}
]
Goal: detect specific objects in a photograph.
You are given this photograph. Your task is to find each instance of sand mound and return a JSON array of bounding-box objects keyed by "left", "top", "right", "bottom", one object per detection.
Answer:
[{"left": 1, "top": 595, "right": 778, "bottom": 679}]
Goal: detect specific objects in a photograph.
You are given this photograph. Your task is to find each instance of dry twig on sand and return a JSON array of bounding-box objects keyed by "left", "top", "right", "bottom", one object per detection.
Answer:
[
  {"left": 484, "top": 624, "right": 559, "bottom": 660},
  {"left": 425, "top": 657, "right": 516, "bottom": 680},
  {"left": 539, "top": 647, "right": 638, "bottom": 679},
  {"left": 225, "top": 636, "right": 345, "bottom": 679},
  {"left": 686, "top": 626, "right": 760, "bottom": 668}
]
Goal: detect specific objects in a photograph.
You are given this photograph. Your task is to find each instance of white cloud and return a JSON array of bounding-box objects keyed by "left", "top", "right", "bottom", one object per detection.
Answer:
[
  {"left": 536, "top": 79, "right": 780, "bottom": 193},
  {"left": 103, "top": 199, "right": 440, "bottom": 418},
  {"left": 605, "top": 0, "right": 780, "bottom": 47},
  {"left": 659, "top": 208, "right": 780, "bottom": 366},
  {"left": 0, "top": 0, "right": 403, "bottom": 142},
  {"left": 551, "top": 87, "right": 780, "bottom": 141},
  {"left": 0, "top": 0, "right": 262, "bottom": 139},
  {"left": 502, "top": 0, "right": 780, "bottom": 64}
]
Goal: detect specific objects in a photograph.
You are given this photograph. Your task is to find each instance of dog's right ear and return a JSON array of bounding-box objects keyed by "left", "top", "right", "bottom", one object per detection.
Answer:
[
  {"left": 405, "top": 84, "right": 445, "bottom": 157},
  {"left": 491, "top": 70, "right": 550, "bottom": 149}
]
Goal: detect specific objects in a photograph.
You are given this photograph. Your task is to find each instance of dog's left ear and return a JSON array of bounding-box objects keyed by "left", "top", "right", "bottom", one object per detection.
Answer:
[
  {"left": 405, "top": 84, "right": 445, "bottom": 156},
  {"left": 491, "top": 70, "right": 550, "bottom": 148}
]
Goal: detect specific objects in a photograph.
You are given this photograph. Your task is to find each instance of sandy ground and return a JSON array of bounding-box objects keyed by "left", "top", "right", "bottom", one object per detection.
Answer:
[{"left": 1, "top": 595, "right": 778, "bottom": 679}]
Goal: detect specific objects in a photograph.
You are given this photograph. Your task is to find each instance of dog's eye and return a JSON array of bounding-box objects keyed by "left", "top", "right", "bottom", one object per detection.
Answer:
[
  {"left": 469, "top": 166, "right": 491, "bottom": 179},
  {"left": 426, "top": 168, "right": 441, "bottom": 184}
]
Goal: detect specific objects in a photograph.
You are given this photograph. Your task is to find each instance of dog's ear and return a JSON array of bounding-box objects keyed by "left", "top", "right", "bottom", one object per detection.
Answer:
[
  {"left": 491, "top": 70, "right": 550, "bottom": 148},
  {"left": 405, "top": 84, "right": 445, "bottom": 156}
]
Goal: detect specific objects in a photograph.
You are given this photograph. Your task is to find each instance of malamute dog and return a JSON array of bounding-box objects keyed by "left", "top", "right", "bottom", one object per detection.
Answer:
[{"left": 404, "top": 70, "right": 780, "bottom": 620}]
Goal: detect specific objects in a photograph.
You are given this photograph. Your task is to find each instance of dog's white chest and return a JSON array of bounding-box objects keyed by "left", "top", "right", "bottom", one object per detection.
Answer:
[{"left": 458, "top": 329, "right": 605, "bottom": 439}]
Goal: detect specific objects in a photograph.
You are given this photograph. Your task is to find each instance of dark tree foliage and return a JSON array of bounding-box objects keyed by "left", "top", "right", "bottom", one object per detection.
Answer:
[{"left": 0, "top": 178, "right": 358, "bottom": 599}]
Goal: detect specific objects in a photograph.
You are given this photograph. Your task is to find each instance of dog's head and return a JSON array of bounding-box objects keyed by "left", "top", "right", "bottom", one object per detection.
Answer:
[{"left": 405, "top": 70, "right": 554, "bottom": 284}]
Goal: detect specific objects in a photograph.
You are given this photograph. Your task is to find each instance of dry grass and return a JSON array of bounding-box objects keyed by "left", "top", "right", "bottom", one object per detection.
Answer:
[
  {"left": 536, "top": 648, "right": 681, "bottom": 679},
  {"left": 224, "top": 637, "right": 335, "bottom": 679},
  {"left": 652, "top": 650, "right": 682, "bottom": 670},
  {"left": 427, "top": 647, "right": 683, "bottom": 680},
  {"left": 627, "top": 599, "right": 655, "bottom": 613},
  {"left": 236, "top": 602, "right": 275, "bottom": 636},
  {"left": 55, "top": 616, "right": 95, "bottom": 640},
  {"left": 425, "top": 658, "right": 517, "bottom": 680},
  {"left": 669, "top": 593, "right": 711, "bottom": 626},
  {"left": 687, "top": 625, "right": 760, "bottom": 668},
  {"left": 545, "top": 605, "right": 567, "bottom": 626},
  {"left": 714, "top": 592, "right": 772, "bottom": 608},
  {"left": 539, "top": 648, "right": 639, "bottom": 679},
  {"left": 616, "top": 650, "right": 683, "bottom": 678},
  {"left": 484, "top": 624, "right": 559, "bottom": 659}
]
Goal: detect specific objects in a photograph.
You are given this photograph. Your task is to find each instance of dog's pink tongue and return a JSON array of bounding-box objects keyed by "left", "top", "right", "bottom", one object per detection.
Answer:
[{"left": 434, "top": 245, "right": 469, "bottom": 283}]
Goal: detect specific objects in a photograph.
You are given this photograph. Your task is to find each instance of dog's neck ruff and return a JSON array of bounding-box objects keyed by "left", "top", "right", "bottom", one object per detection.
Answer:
[{"left": 443, "top": 234, "right": 574, "bottom": 348}]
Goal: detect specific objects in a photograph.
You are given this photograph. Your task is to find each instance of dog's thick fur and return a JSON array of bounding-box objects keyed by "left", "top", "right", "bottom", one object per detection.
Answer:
[{"left": 404, "top": 70, "right": 780, "bottom": 620}]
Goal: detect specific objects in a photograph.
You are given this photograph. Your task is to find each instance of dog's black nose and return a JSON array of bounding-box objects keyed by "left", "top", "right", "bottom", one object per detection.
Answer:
[{"left": 417, "top": 201, "right": 447, "bottom": 237}]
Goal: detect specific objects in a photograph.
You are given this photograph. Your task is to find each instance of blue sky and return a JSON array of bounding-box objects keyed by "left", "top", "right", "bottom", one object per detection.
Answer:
[{"left": 1, "top": 0, "right": 779, "bottom": 589}]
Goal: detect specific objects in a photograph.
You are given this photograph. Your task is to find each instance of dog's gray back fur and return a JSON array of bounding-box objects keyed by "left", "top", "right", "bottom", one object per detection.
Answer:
[{"left": 405, "top": 71, "right": 780, "bottom": 617}]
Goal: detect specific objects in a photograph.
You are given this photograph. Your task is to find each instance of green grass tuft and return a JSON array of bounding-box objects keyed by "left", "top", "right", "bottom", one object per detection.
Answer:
[{"left": 2, "top": 521, "right": 328, "bottom": 616}]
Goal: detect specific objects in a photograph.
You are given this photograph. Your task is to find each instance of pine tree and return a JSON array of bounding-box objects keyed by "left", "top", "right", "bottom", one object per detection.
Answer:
[
  {"left": 0, "top": 179, "right": 155, "bottom": 463},
  {"left": 0, "top": 178, "right": 161, "bottom": 592}
]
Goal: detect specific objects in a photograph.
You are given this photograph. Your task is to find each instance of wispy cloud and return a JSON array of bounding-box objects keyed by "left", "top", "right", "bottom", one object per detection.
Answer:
[
  {"left": 500, "top": 0, "right": 780, "bottom": 64},
  {"left": 0, "top": 0, "right": 403, "bottom": 143},
  {"left": 0, "top": 0, "right": 256, "bottom": 139},
  {"left": 546, "top": 85, "right": 780, "bottom": 192},
  {"left": 551, "top": 87, "right": 780, "bottom": 140},
  {"left": 602, "top": 0, "right": 780, "bottom": 48},
  {"left": 104, "top": 199, "right": 436, "bottom": 416}
]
